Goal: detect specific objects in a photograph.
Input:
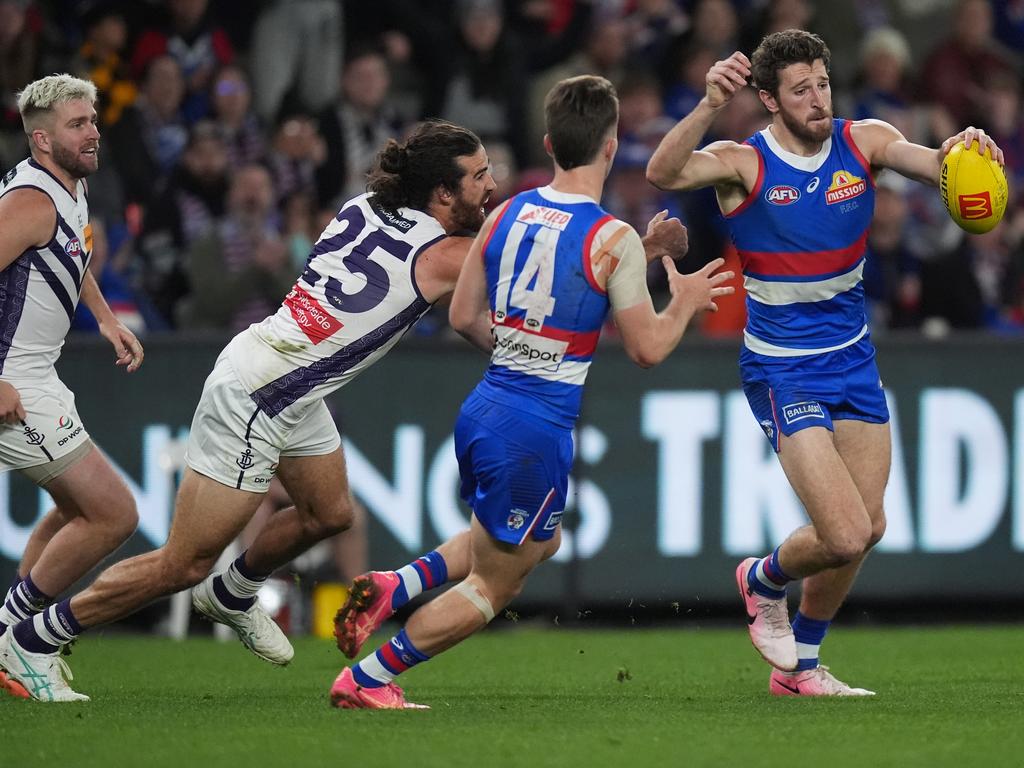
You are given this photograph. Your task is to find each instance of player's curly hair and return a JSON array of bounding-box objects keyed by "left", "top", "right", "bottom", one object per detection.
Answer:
[
  {"left": 544, "top": 75, "right": 618, "bottom": 170},
  {"left": 750, "top": 29, "right": 831, "bottom": 96},
  {"left": 367, "top": 120, "right": 482, "bottom": 211}
]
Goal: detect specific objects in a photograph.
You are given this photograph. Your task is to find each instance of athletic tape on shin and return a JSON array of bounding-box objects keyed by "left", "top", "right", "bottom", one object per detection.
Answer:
[{"left": 451, "top": 581, "right": 496, "bottom": 622}]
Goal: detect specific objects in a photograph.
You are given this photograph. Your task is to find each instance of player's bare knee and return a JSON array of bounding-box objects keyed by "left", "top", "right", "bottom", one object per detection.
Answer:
[
  {"left": 111, "top": 498, "right": 139, "bottom": 542},
  {"left": 540, "top": 530, "right": 562, "bottom": 562},
  {"left": 303, "top": 495, "right": 353, "bottom": 539},
  {"left": 866, "top": 514, "right": 887, "bottom": 550},
  {"left": 821, "top": 525, "right": 871, "bottom": 565}
]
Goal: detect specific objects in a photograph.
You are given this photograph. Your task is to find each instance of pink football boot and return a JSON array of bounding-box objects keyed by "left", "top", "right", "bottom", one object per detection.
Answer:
[
  {"left": 770, "top": 666, "right": 875, "bottom": 696},
  {"left": 736, "top": 557, "right": 798, "bottom": 671},
  {"left": 333, "top": 572, "right": 400, "bottom": 658},
  {"left": 329, "top": 667, "right": 428, "bottom": 710}
]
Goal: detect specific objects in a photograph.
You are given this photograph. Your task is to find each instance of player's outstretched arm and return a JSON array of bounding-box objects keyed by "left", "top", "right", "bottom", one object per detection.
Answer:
[
  {"left": 853, "top": 120, "right": 1005, "bottom": 187},
  {"left": 81, "top": 268, "right": 144, "bottom": 372},
  {"left": 0, "top": 188, "right": 56, "bottom": 272},
  {"left": 448, "top": 207, "right": 506, "bottom": 353},
  {"left": 647, "top": 51, "right": 751, "bottom": 192}
]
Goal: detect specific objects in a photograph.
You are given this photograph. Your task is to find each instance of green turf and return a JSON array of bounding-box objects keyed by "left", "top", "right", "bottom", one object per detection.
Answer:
[{"left": 3, "top": 624, "right": 1022, "bottom": 767}]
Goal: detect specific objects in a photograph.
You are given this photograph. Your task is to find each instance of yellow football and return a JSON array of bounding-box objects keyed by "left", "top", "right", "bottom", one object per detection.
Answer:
[{"left": 939, "top": 141, "right": 1008, "bottom": 234}]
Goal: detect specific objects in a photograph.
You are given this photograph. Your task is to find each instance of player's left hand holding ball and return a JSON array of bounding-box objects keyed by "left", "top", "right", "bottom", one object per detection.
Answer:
[
  {"left": 940, "top": 126, "right": 1004, "bottom": 165},
  {"left": 99, "top": 318, "right": 144, "bottom": 373}
]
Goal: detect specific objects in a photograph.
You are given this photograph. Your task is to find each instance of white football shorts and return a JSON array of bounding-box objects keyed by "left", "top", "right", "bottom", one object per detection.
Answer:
[
  {"left": 184, "top": 351, "right": 341, "bottom": 493},
  {"left": 0, "top": 375, "right": 91, "bottom": 471}
]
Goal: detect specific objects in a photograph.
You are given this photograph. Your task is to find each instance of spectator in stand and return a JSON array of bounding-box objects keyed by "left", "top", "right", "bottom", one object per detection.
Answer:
[
  {"left": 983, "top": 71, "right": 1024, "bottom": 194},
  {"left": 210, "top": 64, "right": 266, "bottom": 167},
  {"left": 131, "top": 0, "right": 235, "bottom": 124},
  {"left": 315, "top": 45, "right": 407, "bottom": 212},
  {"left": 136, "top": 121, "right": 230, "bottom": 326},
  {"left": 179, "top": 163, "right": 293, "bottom": 331},
  {"left": 107, "top": 53, "right": 189, "bottom": 211},
  {"left": 266, "top": 112, "right": 327, "bottom": 210},
  {"left": 863, "top": 172, "right": 922, "bottom": 331},
  {"left": 919, "top": 0, "right": 1017, "bottom": 128},
  {"left": 685, "top": 0, "right": 740, "bottom": 59},
  {"left": 528, "top": 13, "right": 630, "bottom": 165},
  {"left": 70, "top": 2, "right": 136, "bottom": 128},
  {"left": 622, "top": 0, "right": 689, "bottom": 71},
  {"left": 438, "top": 0, "right": 530, "bottom": 168},
  {"left": 250, "top": 0, "right": 343, "bottom": 124},
  {"left": 663, "top": 42, "right": 718, "bottom": 121},
  {"left": 741, "top": 0, "right": 813, "bottom": 53},
  {"left": 851, "top": 27, "right": 915, "bottom": 140},
  {"left": 0, "top": 0, "right": 55, "bottom": 171}
]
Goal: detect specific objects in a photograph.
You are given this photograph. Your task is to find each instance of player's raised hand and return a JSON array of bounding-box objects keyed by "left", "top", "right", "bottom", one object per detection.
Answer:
[
  {"left": 0, "top": 380, "right": 26, "bottom": 424},
  {"left": 941, "top": 126, "right": 1005, "bottom": 166},
  {"left": 664, "top": 256, "right": 735, "bottom": 313},
  {"left": 99, "top": 318, "right": 144, "bottom": 373},
  {"left": 706, "top": 52, "right": 751, "bottom": 109},
  {"left": 641, "top": 210, "right": 688, "bottom": 262}
]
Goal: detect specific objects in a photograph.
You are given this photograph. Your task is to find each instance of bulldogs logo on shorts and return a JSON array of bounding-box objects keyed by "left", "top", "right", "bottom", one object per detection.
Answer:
[{"left": 506, "top": 510, "right": 527, "bottom": 530}]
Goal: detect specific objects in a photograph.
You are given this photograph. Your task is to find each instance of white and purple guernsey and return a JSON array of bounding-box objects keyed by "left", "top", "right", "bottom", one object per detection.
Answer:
[
  {"left": 226, "top": 193, "right": 448, "bottom": 415},
  {"left": 0, "top": 158, "right": 92, "bottom": 381}
]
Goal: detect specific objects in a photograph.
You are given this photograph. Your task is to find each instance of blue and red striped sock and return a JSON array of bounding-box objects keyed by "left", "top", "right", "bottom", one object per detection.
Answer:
[
  {"left": 747, "top": 546, "right": 792, "bottom": 599},
  {"left": 391, "top": 550, "right": 448, "bottom": 611},
  {"left": 351, "top": 628, "right": 430, "bottom": 689}
]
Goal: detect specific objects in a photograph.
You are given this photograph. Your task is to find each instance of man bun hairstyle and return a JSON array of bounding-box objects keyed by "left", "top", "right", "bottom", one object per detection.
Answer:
[
  {"left": 750, "top": 29, "right": 831, "bottom": 96},
  {"left": 367, "top": 120, "right": 482, "bottom": 211},
  {"left": 17, "top": 74, "right": 98, "bottom": 132},
  {"left": 544, "top": 75, "right": 618, "bottom": 171}
]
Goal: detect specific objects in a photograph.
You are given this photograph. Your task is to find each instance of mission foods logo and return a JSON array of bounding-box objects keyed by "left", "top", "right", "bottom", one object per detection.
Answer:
[
  {"left": 765, "top": 185, "right": 800, "bottom": 205},
  {"left": 825, "top": 170, "right": 866, "bottom": 205},
  {"left": 958, "top": 191, "right": 993, "bottom": 220}
]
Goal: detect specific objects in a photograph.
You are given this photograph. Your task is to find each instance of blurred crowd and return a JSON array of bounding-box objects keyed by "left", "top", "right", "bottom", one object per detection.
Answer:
[{"left": 3, "top": 0, "right": 1024, "bottom": 338}]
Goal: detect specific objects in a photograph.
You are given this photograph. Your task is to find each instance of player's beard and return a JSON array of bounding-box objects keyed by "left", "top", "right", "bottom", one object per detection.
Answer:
[
  {"left": 780, "top": 106, "right": 833, "bottom": 145},
  {"left": 52, "top": 137, "right": 99, "bottom": 179},
  {"left": 451, "top": 190, "right": 487, "bottom": 233}
]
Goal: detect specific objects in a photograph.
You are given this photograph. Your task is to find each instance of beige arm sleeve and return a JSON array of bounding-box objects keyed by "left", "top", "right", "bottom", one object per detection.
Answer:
[{"left": 602, "top": 223, "right": 653, "bottom": 312}]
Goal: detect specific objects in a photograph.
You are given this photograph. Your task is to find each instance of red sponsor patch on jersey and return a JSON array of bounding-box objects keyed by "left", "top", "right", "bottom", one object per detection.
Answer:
[
  {"left": 824, "top": 170, "right": 867, "bottom": 205},
  {"left": 958, "top": 191, "right": 993, "bottom": 220},
  {"left": 284, "top": 284, "right": 343, "bottom": 344}
]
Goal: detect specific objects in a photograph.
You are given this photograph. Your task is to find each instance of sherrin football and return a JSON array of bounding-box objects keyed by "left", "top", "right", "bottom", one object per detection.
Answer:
[{"left": 939, "top": 141, "right": 1008, "bottom": 234}]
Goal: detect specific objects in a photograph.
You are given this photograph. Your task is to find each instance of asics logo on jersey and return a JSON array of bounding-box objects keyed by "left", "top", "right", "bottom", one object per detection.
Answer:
[
  {"left": 806, "top": 177, "right": 820, "bottom": 193},
  {"left": 765, "top": 185, "right": 800, "bottom": 205},
  {"left": 22, "top": 425, "right": 44, "bottom": 446},
  {"left": 781, "top": 401, "right": 825, "bottom": 425},
  {"left": 236, "top": 448, "right": 255, "bottom": 469}
]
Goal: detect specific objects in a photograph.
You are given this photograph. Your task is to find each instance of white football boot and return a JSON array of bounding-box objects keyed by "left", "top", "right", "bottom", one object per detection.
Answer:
[
  {"left": 192, "top": 574, "right": 294, "bottom": 665},
  {"left": 0, "top": 629, "right": 89, "bottom": 702}
]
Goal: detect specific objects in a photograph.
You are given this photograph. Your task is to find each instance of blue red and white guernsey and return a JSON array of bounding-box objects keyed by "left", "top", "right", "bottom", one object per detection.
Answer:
[
  {"left": 728, "top": 119, "right": 890, "bottom": 449},
  {"left": 729, "top": 118, "right": 875, "bottom": 356},
  {"left": 473, "top": 186, "right": 627, "bottom": 430}
]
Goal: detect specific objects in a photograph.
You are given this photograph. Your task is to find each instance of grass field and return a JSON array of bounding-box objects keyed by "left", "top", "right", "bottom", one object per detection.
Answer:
[{"left": 3, "top": 624, "right": 1023, "bottom": 767}]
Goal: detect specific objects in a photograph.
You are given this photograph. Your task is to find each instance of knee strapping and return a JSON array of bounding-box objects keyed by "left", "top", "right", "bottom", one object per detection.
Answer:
[{"left": 451, "top": 581, "right": 496, "bottom": 623}]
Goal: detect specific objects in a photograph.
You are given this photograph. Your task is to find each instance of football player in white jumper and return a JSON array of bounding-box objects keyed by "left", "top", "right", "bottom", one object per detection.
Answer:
[
  {"left": 0, "top": 119, "right": 495, "bottom": 701},
  {"left": 0, "top": 75, "right": 144, "bottom": 701}
]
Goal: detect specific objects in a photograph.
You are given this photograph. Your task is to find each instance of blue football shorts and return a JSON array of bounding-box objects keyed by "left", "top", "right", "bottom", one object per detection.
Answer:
[
  {"left": 455, "top": 391, "right": 572, "bottom": 546},
  {"left": 740, "top": 335, "right": 890, "bottom": 452}
]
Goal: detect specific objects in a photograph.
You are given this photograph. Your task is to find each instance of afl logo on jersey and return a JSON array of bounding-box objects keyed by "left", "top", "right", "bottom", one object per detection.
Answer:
[
  {"left": 65, "top": 237, "right": 82, "bottom": 257},
  {"left": 765, "top": 185, "right": 800, "bottom": 205}
]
